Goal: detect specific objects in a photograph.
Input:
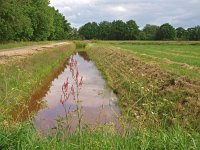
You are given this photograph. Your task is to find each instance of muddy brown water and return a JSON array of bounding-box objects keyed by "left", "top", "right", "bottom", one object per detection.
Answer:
[{"left": 32, "top": 51, "right": 119, "bottom": 132}]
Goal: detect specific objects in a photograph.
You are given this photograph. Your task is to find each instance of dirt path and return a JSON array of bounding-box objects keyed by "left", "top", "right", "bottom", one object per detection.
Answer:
[{"left": 0, "top": 42, "right": 71, "bottom": 64}]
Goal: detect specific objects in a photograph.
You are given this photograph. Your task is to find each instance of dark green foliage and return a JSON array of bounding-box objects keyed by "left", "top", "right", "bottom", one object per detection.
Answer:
[
  {"left": 187, "top": 26, "right": 200, "bottom": 41},
  {"left": 143, "top": 24, "right": 159, "bottom": 40},
  {"left": 176, "top": 27, "right": 187, "bottom": 40},
  {"left": 79, "top": 22, "right": 99, "bottom": 40},
  {"left": 98, "top": 21, "right": 112, "bottom": 40},
  {"left": 48, "top": 8, "right": 72, "bottom": 40},
  {"left": 125, "top": 20, "right": 140, "bottom": 40},
  {"left": 30, "top": 0, "right": 53, "bottom": 41},
  {"left": 156, "top": 23, "right": 176, "bottom": 40},
  {"left": 0, "top": 0, "right": 33, "bottom": 41},
  {"left": 79, "top": 20, "right": 200, "bottom": 41},
  {"left": 70, "top": 28, "right": 81, "bottom": 40},
  {"left": 79, "top": 20, "right": 140, "bottom": 40},
  {"left": 0, "top": 0, "right": 75, "bottom": 42},
  {"left": 110, "top": 20, "right": 127, "bottom": 40}
]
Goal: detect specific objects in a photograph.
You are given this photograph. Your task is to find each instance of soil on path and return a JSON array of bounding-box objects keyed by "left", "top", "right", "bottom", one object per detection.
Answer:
[{"left": 0, "top": 42, "right": 71, "bottom": 64}]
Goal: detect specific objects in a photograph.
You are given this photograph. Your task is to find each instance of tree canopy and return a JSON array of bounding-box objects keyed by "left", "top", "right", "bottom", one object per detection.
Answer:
[
  {"left": 125, "top": 20, "right": 140, "bottom": 40},
  {"left": 156, "top": 23, "right": 176, "bottom": 40},
  {"left": 79, "top": 20, "right": 140, "bottom": 40},
  {"left": 142, "top": 24, "right": 159, "bottom": 40},
  {"left": 176, "top": 27, "right": 187, "bottom": 40},
  {"left": 187, "top": 26, "right": 200, "bottom": 41},
  {"left": 79, "top": 21, "right": 200, "bottom": 41},
  {"left": 0, "top": 0, "right": 75, "bottom": 42},
  {"left": 79, "top": 22, "right": 99, "bottom": 40}
]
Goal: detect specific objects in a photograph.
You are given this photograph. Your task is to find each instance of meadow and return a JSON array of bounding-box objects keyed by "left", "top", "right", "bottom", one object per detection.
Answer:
[
  {"left": 0, "top": 41, "right": 200, "bottom": 149},
  {"left": 91, "top": 41, "right": 200, "bottom": 78}
]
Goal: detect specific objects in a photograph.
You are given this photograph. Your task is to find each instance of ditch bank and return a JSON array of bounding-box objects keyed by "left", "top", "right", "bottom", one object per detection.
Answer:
[
  {"left": 3, "top": 44, "right": 75, "bottom": 120},
  {"left": 86, "top": 45, "right": 200, "bottom": 132},
  {"left": 12, "top": 51, "right": 120, "bottom": 133}
]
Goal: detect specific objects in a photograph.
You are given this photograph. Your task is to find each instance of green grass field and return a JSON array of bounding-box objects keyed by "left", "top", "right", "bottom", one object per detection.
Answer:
[
  {"left": 91, "top": 41, "right": 200, "bottom": 79},
  {"left": 0, "top": 41, "right": 200, "bottom": 149}
]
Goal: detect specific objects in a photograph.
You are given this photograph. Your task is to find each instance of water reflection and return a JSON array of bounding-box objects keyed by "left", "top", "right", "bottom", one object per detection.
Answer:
[{"left": 33, "top": 51, "right": 119, "bottom": 132}]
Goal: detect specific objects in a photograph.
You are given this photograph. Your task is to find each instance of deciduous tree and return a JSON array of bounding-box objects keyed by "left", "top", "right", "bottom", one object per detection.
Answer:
[{"left": 156, "top": 23, "right": 176, "bottom": 40}]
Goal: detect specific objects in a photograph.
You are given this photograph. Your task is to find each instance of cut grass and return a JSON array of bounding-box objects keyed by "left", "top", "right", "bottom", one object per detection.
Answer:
[
  {"left": 117, "top": 49, "right": 200, "bottom": 79},
  {"left": 86, "top": 45, "right": 200, "bottom": 132},
  {"left": 91, "top": 41, "right": 200, "bottom": 79},
  {"left": 91, "top": 40, "right": 200, "bottom": 46},
  {"left": 119, "top": 45, "right": 200, "bottom": 67}
]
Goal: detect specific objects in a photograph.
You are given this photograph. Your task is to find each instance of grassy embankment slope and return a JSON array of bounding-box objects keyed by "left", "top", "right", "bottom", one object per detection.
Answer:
[
  {"left": 0, "top": 43, "right": 75, "bottom": 120},
  {"left": 88, "top": 41, "right": 200, "bottom": 129},
  {"left": 0, "top": 41, "right": 200, "bottom": 149}
]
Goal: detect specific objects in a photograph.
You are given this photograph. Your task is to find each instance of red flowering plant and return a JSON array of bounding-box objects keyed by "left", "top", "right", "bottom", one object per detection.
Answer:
[{"left": 60, "top": 56, "right": 83, "bottom": 139}]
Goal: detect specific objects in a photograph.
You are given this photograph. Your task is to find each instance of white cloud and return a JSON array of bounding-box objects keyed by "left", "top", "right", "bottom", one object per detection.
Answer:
[
  {"left": 63, "top": 6, "right": 72, "bottom": 11},
  {"left": 113, "top": 6, "right": 127, "bottom": 12},
  {"left": 50, "top": 0, "right": 200, "bottom": 28}
]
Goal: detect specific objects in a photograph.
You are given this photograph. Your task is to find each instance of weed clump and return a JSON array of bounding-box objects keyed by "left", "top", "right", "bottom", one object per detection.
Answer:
[{"left": 74, "top": 41, "right": 87, "bottom": 49}]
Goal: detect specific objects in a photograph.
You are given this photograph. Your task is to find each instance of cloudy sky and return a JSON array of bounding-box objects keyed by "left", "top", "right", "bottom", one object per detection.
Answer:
[{"left": 50, "top": 0, "right": 200, "bottom": 29}]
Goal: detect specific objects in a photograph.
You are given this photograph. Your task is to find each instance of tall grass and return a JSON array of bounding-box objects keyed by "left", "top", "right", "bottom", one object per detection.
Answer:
[
  {"left": 74, "top": 41, "right": 87, "bottom": 49},
  {"left": 0, "top": 121, "right": 199, "bottom": 150}
]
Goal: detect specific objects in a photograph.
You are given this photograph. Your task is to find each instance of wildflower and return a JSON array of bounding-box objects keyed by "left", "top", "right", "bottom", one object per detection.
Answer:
[
  {"left": 76, "top": 69, "right": 79, "bottom": 84},
  {"left": 60, "top": 96, "right": 64, "bottom": 106},
  {"left": 79, "top": 76, "right": 83, "bottom": 87},
  {"left": 59, "top": 56, "right": 84, "bottom": 138},
  {"left": 74, "top": 60, "right": 77, "bottom": 66},
  {"left": 71, "top": 85, "right": 75, "bottom": 99},
  {"left": 70, "top": 57, "right": 74, "bottom": 64},
  {"left": 63, "top": 78, "right": 69, "bottom": 92},
  {"left": 70, "top": 63, "right": 73, "bottom": 72}
]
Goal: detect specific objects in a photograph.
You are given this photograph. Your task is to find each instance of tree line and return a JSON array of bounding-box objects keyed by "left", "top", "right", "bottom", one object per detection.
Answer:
[
  {"left": 1, "top": 1, "right": 199, "bottom": 42},
  {"left": 78, "top": 20, "right": 200, "bottom": 41},
  {"left": 0, "top": 0, "right": 79, "bottom": 42}
]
